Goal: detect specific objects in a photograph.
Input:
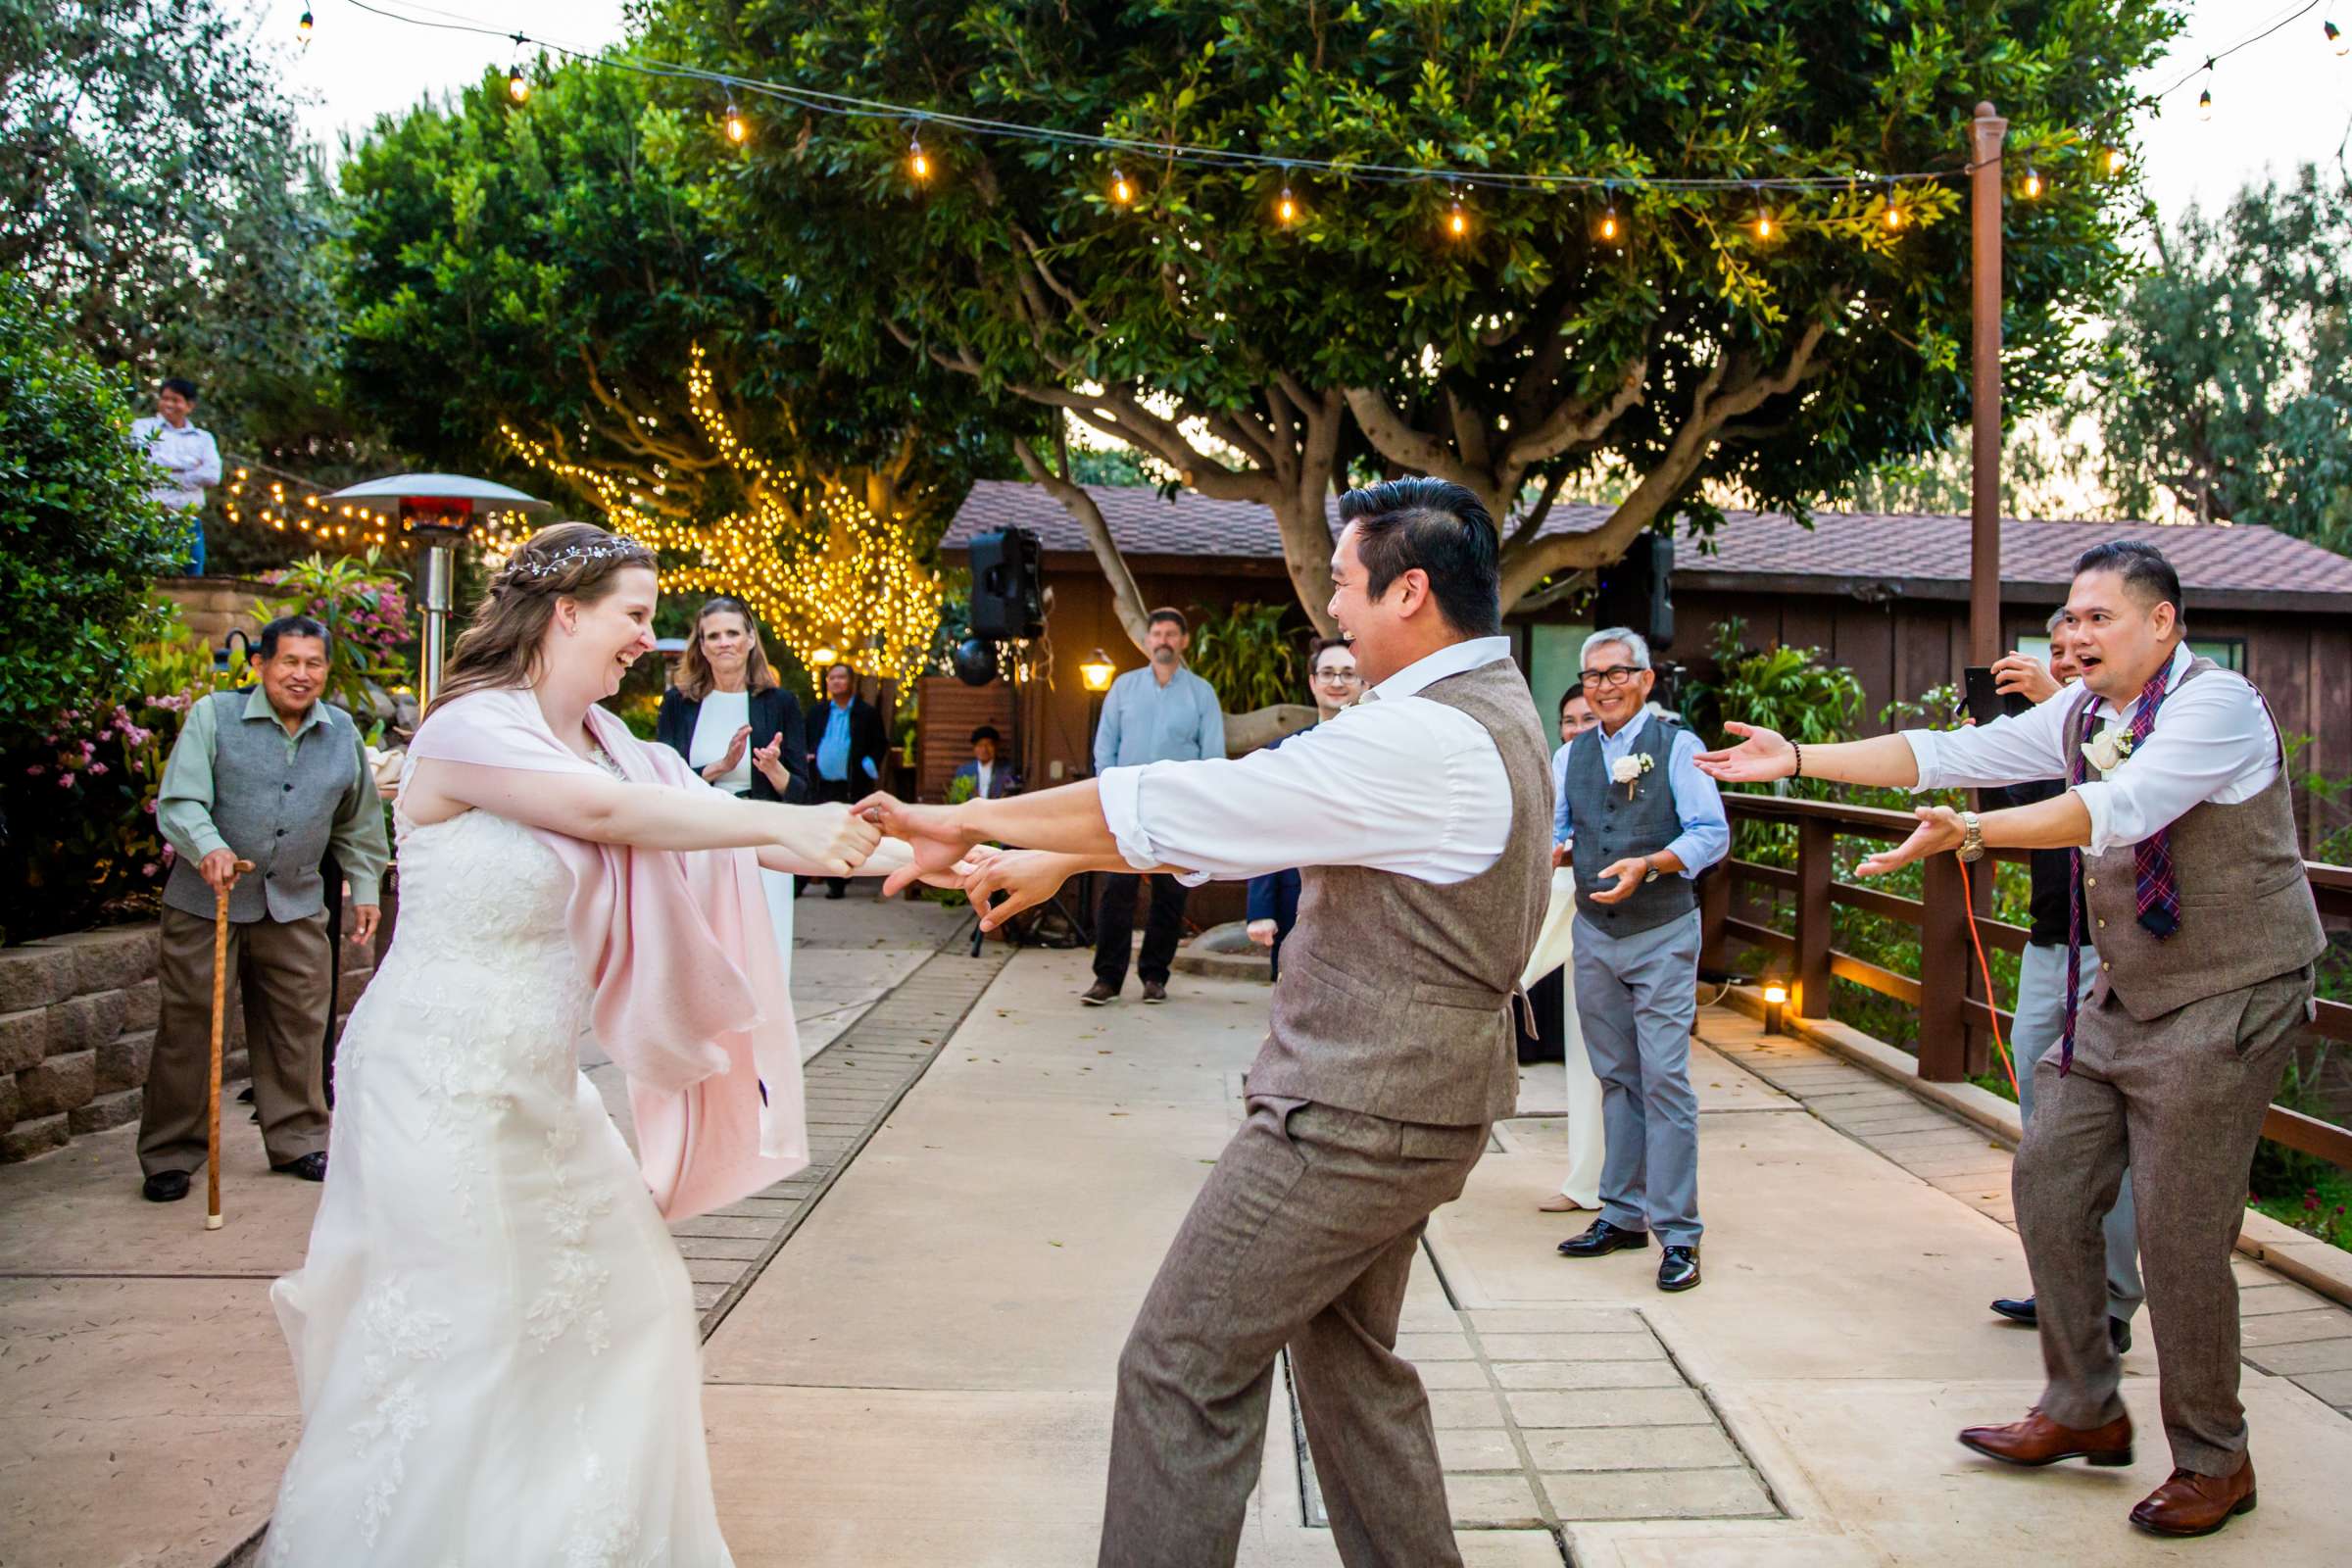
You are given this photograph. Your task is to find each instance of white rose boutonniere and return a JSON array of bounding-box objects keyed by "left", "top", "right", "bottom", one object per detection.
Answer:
[
  {"left": 2082, "top": 726, "right": 2134, "bottom": 777},
  {"left": 1610, "top": 752, "right": 1655, "bottom": 801}
]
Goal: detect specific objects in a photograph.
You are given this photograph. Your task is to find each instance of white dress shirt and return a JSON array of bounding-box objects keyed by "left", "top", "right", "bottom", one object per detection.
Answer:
[
  {"left": 130, "top": 416, "right": 222, "bottom": 511},
  {"left": 1099, "top": 637, "right": 1517, "bottom": 884},
  {"left": 1904, "top": 643, "right": 2278, "bottom": 855}
]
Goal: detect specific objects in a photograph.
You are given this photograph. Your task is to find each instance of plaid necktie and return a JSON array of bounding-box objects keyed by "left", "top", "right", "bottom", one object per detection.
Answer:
[{"left": 2059, "top": 661, "right": 2180, "bottom": 1073}]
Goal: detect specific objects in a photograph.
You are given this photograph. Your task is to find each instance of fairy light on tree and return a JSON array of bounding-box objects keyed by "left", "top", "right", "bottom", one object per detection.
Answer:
[
  {"left": 907, "top": 132, "right": 930, "bottom": 182},
  {"left": 1109, "top": 168, "right": 1133, "bottom": 205},
  {"left": 1276, "top": 184, "right": 1298, "bottom": 225},
  {"left": 724, "top": 100, "right": 747, "bottom": 143}
]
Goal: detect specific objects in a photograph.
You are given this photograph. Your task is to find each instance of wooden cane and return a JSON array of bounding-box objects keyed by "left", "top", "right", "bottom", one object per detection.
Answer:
[{"left": 205, "top": 858, "right": 255, "bottom": 1231}]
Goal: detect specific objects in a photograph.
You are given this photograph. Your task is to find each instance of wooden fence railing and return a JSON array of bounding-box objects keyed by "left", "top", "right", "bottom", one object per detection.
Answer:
[{"left": 1699, "top": 792, "right": 2352, "bottom": 1175}]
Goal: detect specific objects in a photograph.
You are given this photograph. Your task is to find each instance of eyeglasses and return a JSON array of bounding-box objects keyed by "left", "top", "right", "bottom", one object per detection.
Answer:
[
  {"left": 1579, "top": 665, "right": 1643, "bottom": 688},
  {"left": 1313, "top": 666, "right": 1362, "bottom": 683}
]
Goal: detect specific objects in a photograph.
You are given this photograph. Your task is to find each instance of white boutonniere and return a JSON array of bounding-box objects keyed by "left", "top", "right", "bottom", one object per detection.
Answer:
[
  {"left": 2081, "top": 726, "right": 2134, "bottom": 777},
  {"left": 1610, "top": 753, "right": 1655, "bottom": 801}
]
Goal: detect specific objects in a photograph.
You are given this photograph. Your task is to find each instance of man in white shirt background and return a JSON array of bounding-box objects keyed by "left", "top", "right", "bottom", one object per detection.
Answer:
[
  {"left": 1697, "top": 540, "right": 2325, "bottom": 1541},
  {"left": 862, "top": 476, "right": 1553, "bottom": 1568},
  {"left": 129, "top": 376, "right": 221, "bottom": 573}
]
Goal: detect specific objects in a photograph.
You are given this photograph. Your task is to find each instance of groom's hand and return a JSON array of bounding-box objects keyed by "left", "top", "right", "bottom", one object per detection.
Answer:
[
  {"left": 856, "top": 791, "right": 972, "bottom": 850},
  {"left": 877, "top": 833, "right": 971, "bottom": 898},
  {"left": 959, "top": 848, "right": 1078, "bottom": 932}
]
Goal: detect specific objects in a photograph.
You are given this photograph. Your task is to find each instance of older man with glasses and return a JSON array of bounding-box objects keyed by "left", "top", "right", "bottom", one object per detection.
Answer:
[{"left": 1551, "top": 627, "right": 1729, "bottom": 1292}]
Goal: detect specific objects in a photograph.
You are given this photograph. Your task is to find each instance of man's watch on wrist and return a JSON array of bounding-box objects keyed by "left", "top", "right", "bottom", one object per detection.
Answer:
[
  {"left": 1956, "top": 810, "right": 1985, "bottom": 862},
  {"left": 1642, "top": 859, "right": 1661, "bottom": 884}
]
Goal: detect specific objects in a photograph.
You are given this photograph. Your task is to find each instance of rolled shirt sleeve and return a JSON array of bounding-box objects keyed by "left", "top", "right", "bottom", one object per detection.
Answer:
[
  {"left": 155, "top": 696, "right": 230, "bottom": 863},
  {"left": 1661, "top": 730, "right": 1730, "bottom": 876}
]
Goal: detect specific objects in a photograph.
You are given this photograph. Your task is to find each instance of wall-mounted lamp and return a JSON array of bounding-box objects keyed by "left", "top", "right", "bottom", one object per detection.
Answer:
[{"left": 1080, "top": 649, "right": 1117, "bottom": 693}]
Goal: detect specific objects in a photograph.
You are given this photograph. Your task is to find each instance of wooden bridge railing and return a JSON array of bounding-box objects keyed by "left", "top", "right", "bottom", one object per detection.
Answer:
[{"left": 1699, "top": 792, "right": 2352, "bottom": 1175}]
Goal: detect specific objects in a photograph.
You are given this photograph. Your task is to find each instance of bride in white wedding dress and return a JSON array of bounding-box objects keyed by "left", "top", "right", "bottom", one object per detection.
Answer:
[{"left": 261, "top": 524, "right": 919, "bottom": 1565}]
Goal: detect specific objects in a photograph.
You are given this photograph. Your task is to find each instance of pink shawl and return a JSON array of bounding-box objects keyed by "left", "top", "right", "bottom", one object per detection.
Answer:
[{"left": 405, "top": 687, "right": 808, "bottom": 1220}]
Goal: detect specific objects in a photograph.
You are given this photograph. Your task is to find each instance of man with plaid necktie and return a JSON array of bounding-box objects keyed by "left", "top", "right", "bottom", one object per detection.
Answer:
[{"left": 1693, "top": 540, "right": 2324, "bottom": 1541}]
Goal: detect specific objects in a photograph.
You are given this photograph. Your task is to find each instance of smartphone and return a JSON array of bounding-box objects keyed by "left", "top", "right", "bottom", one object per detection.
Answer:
[{"left": 1961, "top": 665, "right": 2034, "bottom": 725}]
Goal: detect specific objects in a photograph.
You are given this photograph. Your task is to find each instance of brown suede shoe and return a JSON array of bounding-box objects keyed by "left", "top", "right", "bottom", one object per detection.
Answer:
[
  {"left": 2130, "top": 1457, "right": 2256, "bottom": 1539},
  {"left": 1957, "top": 1408, "right": 2134, "bottom": 1468}
]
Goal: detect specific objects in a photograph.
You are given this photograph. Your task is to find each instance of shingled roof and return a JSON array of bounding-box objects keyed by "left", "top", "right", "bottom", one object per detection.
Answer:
[{"left": 942, "top": 479, "right": 2352, "bottom": 612}]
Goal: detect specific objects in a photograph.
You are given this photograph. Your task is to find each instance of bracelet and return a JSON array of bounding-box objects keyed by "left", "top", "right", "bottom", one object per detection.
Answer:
[{"left": 1790, "top": 740, "right": 1803, "bottom": 779}]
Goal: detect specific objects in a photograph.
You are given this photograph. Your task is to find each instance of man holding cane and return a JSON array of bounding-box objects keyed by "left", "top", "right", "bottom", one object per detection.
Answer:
[
  {"left": 1694, "top": 541, "right": 2322, "bottom": 1540},
  {"left": 142, "top": 616, "right": 389, "bottom": 1201}
]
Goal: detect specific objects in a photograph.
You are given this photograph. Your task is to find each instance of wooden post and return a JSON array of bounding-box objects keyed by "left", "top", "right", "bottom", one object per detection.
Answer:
[
  {"left": 1698, "top": 861, "right": 1732, "bottom": 972},
  {"left": 1793, "top": 819, "right": 1835, "bottom": 1018},
  {"left": 1918, "top": 852, "right": 1971, "bottom": 1082},
  {"left": 1969, "top": 103, "right": 2009, "bottom": 667}
]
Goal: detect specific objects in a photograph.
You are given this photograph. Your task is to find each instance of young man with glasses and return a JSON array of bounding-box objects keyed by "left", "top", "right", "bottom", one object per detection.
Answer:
[
  {"left": 1245, "top": 636, "right": 1362, "bottom": 977},
  {"left": 1551, "top": 628, "right": 1729, "bottom": 1292}
]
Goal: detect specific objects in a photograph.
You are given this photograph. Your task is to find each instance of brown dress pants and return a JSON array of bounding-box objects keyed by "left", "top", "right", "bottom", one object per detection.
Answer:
[
  {"left": 1100, "top": 1097, "right": 1488, "bottom": 1568},
  {"left": 137, "top": 906, "right": 333, "bottom": 1176},
  {"left": 2012, "top": 962, "right": 2314, "bottom": 1475}
]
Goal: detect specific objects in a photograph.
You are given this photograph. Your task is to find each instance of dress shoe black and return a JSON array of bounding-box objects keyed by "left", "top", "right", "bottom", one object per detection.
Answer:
[
  {"left": 1080, "top": 981, "right": 1118, "bottom": 1006},
  {"left": 1141, "top": 980, "right": 1167, "bottom": 1004},
  {"left": 141, "top": 1170, "right": 191, "bottom": 1203},
  {"left": 824, "top": 885, "right": 847, "bottom": 900},
  {"left": 1657, "top": 1245, "right": 1701, "bottom": 1292},
  {"left": 1990, "top": 1295, "right": 2036, "bottom": 1326},
  {"left": 2110, "top": 1315, "right": 2132, "bottom": 1355},
  {"left": 272, "top": 1152, "right": 328, "bottom": 1182},
  {"left": 1558, "top": 1218, "right": 1649, "bottom": 1258}
]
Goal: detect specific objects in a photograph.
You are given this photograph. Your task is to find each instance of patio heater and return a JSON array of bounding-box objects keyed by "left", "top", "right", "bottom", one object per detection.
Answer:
[{"left": 323, "top": 474, "right": 552, "bottom": 709}]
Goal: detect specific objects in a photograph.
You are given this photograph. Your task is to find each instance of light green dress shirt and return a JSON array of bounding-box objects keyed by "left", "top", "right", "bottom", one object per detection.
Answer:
[{"left": 156, "top": 687, "right": 391, "bottom": 905}]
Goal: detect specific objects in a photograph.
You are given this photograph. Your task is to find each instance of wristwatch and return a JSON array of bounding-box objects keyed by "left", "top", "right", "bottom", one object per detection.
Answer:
[
  {"left": 1956, "top": 810, "right": 1985, "bottom": 862},
  {"left": 1642, "top": 861, "right": 1661, "bottom": 884}
]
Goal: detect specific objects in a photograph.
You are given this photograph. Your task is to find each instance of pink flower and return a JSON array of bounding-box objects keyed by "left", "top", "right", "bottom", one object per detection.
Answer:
[
  {"left": 57, "top": 774, "right": 74, "bottom": 788},
  {"left": 25, "top": 764, "right": 42, "bottom": 776},
  {"left": 143, "top": 797, "right": 157, "bottom": 813},
  {"left": 88, "top": 762, "right": 108, "bottom": 776},
  {"left": 161, "top": 844, "right": 176, "bottom": 861},
  {"left": 141, "top": 862, "right": 158, "bottom": 877}
]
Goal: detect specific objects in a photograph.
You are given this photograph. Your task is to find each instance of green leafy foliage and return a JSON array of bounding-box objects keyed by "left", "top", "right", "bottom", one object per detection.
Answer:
[
  {"left": 0, "top": 280, "right": 183, "bottom": 730},
  {"left": 1184, "top": 601, "right": 1309, "bottom": 712},
  {"left": 259, "top": 551, "right": 416, "bottom": 731}
]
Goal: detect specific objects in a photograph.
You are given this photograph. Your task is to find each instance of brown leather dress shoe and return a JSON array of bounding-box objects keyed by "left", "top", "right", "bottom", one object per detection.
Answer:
[
  {"left": 2130, "top": 1457, "right": 2256, "bottom": 1538},
  {"left": 1957, "top": 1408, "right": 2133, "bottom": 1468}
]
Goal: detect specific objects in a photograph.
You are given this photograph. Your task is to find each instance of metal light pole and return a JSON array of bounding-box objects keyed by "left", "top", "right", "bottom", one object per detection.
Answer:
[
  {"left": 323, "top": 474, "right": 552, "bottom": 709},
  {"left": 1969, "top": 103, "right": 2009, "bottom": 667}
]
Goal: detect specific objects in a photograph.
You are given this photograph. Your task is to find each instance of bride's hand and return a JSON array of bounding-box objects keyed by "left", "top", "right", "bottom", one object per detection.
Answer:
[
  {"left": 779, "top": 803, "right": 882, "bottom": 878},
  {"left": 876, "top": 834, "right": 970, "bottom": 897},
  {"left": 960, "top": 848, "right": 1079, "bottom": 932}
]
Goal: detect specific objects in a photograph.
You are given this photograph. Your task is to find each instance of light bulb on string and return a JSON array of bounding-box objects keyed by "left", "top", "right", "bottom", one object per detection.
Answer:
[
  {"left": 2023, "top": 166, "right": 2044, "bottom": 199},
  {"left": 1276, "top": 184, "right": 1298, "bottom": 226},
  {"left": 907, "top": 132, "right": 930, "bottom": 182},
  {"left": 2328, "top": 20, "right": 2345, "bottom": 56},
  {"left": 1446, "top": 189, "right": 1469, "bottom": 239},
  {"left": 1110, "top": 168, "right": 1133, "bottom": 205},
  {"left": 1883, "top": 181, "right": 1905, "bottom": 230},
  {"left": 297, "top": 8, "right": 313, "bottom": 43},
  {"left": 2104, "top": 145, "right": 2127, "bottom": 176},
  {"left": 1751, "top": 184, "right": 1775, "bottom": 241},
  {"left": 724, "top": 100, "right": 747, "bottom": 143},
  {"left": 1598, "top": 183, "right": 1622, "bottom": 244},
  {"left": 509, "top": 65, "right": 529, "bottom": 104}
]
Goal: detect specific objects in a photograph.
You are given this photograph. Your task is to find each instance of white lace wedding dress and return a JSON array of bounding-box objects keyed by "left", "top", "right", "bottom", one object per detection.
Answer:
[{"left": 261, "top": 791, "right": 734, "bottom": 1565}]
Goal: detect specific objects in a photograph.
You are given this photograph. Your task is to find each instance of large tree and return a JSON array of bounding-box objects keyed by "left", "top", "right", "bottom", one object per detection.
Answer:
[
  {"left": 337, "top": 58, "right": 1035, "bottom": 676},
  {"left": 2078, "top": 162, "right": 2352, "bottom": 552},
  {"left": 663, "top": 0, "right": 2175, "bottom": 642}
]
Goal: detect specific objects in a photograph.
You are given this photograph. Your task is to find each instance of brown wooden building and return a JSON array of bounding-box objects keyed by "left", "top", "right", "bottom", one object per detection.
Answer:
[{"left": 938, "top": 481, "right": 2352, "bottom": 852}]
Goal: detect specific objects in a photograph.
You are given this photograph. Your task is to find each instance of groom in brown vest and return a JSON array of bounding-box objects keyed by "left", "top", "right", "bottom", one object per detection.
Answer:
[
  {"left": 863, "top": 478, "right": 1551, "bottom": 1567},
  {"left": 1695, "top": 540, "right": 2324, "bottom": 1541}
]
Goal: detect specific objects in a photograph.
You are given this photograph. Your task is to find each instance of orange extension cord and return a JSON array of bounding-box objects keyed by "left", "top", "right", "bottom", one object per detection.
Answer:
[{"left": 1956, "top": 856, "right": 2020, "bottom": 1097}]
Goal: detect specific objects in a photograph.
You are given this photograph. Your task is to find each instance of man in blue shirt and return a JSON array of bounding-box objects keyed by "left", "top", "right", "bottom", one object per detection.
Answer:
[
  {"left": 1084, "top": 608, "right": 1225, "bottom": 1004},
  {"left": 802, "top": 662, "right": 888, "bottom": 899},
  {"left": 1551, "top": 628, "right": 1729, "bottom": 1294}
]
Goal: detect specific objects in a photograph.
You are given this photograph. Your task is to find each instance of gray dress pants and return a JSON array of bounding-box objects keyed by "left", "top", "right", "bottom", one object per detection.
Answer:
[
  {"left": 1573, "top": 907, "right": 1703, "bottom": 1247},
  {"left": 2012, "top": 941, "right": 2142, "bottom": 1322},
  {"left": 1100, "top": 1097, "right": 1488, "bottom": 1568},
  {"left": 2013, "top": 963, "right": 2312, "bottom": 1474}
]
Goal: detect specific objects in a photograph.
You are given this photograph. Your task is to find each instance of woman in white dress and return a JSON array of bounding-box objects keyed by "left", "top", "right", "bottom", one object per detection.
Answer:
[
  {"left": 654, "top": 598, "right": 808, "bottom": 999},
  {"left": 261, "top": 524, "right": 920, "bottom": 1565}
]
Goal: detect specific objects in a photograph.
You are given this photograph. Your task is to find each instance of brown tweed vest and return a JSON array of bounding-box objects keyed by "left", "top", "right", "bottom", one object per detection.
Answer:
[
  {"left": 2076, "top": 658, "right": 2327, "bottom": 1022},
  {"left": 1249, "top": 656, "right": 1554, "bottom": 1126}
]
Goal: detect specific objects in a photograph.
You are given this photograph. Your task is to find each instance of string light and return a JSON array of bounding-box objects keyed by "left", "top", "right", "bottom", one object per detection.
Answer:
[
  {"left": 1598, "top": 183, "right": 1622, "bottom": 244},
  {"left": 2104, "top": 145, "right": 2128, "bottom": 175},
  {"left": 297, "top": 8, "right": 313, "bottom": 43},
  {"left": 907, "top": 132, "right": 930, "bottom": 181},
  {"left": 1446, "top": 189, "right": 1469, "bottom": 239},
  {"left": 724, "top": 100, "right": 747, "bottom": 143},
  {"left": 509, "top": 64, "right": 529, "bottom": 103},
  {"left": 1109, "top": 168, "right": 1133, "bottom": 205},
  {"left": 1276, "top": 184, "right": 1298, "bottom": 225},
  {"left": 2328, "top": 20, "right": 2346, "bottom": 56},
  {"left": 1751, "top": 185, "right": 1775, "bottom": 240},
  {"left": 2022, "top": 166, "right": 2044, "bottom": 199}
]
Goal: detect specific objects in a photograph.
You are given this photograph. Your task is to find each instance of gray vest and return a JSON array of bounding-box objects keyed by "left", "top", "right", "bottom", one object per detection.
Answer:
[
  {"left": 1564, "top": 712, "right": 1697, "bottom": 937},
  {"left": 2075, "top": 659, "right": 2326, "bottom": 1020},
  {"left": 1250, "top": 658, "right": 1554, "bottom": 1126},
  {"left": 162, "top": 691, "right": 359, "bottom": 925}
]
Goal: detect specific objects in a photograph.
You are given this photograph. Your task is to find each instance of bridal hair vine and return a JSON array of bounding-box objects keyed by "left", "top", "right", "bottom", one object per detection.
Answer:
[{"left": 512, "top": 540, "right": 644, "bottom": 578}]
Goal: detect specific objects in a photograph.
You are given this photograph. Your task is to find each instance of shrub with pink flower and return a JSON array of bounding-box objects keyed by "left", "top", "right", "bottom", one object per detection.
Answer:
[{"left": 260, "top": 549, "right": 416, "bottom": 719}]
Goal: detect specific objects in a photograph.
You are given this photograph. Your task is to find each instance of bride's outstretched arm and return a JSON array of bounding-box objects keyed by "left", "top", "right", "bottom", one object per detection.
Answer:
[{"left": 410, "top": 760, "right": 879, "bottom": 878}]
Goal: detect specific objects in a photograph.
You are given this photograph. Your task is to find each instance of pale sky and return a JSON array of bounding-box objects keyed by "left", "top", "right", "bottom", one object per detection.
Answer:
[{"left": 263, "top": 0, "right": 2351, "bottom": 220}]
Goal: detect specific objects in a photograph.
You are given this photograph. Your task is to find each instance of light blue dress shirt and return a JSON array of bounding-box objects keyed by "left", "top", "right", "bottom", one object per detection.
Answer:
[
  {"left": 814, "top": 703, "right": 876, "bottom": 783},
  {"left": 1092, "top": 663, "right": 1223, "bottom": 773},
  {"left": 1554, "top": 713, "right": 1730, "bottom": 877}
]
